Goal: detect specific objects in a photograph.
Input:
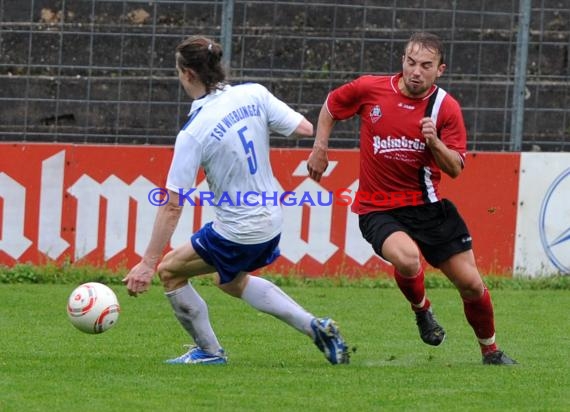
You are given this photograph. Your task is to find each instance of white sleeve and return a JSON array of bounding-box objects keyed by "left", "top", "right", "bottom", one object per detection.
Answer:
[
  {"left": 165, "top": 131, "right": 202, "bottom": 192},
  {"left": 261, "top": 86, "right": 304, "bottom": 137}
]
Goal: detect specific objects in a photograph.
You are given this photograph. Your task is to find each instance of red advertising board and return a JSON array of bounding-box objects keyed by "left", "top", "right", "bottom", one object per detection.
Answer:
[
  {"left": 0, "top": 143, "right": 519, "bottom": 276},
  {"left": 439, "top": 153, "right": 520, "bottom": 275}
]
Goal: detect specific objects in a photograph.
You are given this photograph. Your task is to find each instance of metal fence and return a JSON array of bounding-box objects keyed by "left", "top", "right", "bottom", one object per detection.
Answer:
[{"left": 0, "top": 0, "right": 569, "bottom": 151}]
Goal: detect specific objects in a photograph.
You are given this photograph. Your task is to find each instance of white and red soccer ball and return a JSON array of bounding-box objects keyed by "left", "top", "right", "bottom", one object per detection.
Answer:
[{"left": 67, "top": 282, "right": 120, "bottom": 334}]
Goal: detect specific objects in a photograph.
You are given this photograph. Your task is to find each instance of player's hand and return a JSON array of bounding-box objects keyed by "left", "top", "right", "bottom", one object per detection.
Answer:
[
  {"left": 307, "top": 146, "right": 329, "bottom": 182},
  {"left": 420, "top": 117, "right": 439, "bottom": 148},
  {"left": 122, "top": 260, "right": 155, "bottom": 297}
]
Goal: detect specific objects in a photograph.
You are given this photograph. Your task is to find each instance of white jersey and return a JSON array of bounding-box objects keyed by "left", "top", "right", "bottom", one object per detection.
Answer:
[{"left": 166, "top": 83, "right": 303, "bottom": 244}]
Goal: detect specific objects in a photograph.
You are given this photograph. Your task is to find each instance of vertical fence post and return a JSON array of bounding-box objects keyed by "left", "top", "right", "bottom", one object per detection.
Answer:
[
  {"left": 221, "top": 0, "right": 234, "bottom": 72},
  {"left": 510, "top": 0, "right": 531, "bottom": 151}
]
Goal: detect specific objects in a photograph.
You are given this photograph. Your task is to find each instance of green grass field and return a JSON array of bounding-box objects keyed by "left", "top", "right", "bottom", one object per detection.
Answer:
[{"left": 1, "top": 276, "right": 569, "bottom": 412}]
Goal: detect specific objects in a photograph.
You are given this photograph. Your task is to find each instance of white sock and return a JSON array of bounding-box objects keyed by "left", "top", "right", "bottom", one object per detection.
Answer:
[
  {"left": 165, "top": 283, "right": 221, "bottom": 354},
  {"left": 241, "top": 275, "right": 314, "bottom": 337}
]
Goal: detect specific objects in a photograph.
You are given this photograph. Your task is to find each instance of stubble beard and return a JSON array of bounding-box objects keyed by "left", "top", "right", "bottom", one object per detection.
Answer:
[{"left": 404, "top": 78, "right": 430, "bottom": 97}]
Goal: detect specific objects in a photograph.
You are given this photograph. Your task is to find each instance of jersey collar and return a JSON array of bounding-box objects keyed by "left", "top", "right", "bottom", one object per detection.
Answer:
[
  {"left": 391, "top": 73, "right": 438, "bottom": 100},
  {"left": 187, "top": 83, "right": 231, "bottom": 116}
]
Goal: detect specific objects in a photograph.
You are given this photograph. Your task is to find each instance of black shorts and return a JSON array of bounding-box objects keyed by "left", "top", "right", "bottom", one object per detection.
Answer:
[{"left": 358, "top": 199, "right": 472, "bottom": 268}]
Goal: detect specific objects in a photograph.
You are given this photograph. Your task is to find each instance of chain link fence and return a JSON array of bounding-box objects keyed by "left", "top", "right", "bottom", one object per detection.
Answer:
[{"left": 0, "top": 0, "right": 569, "bottom": 151}]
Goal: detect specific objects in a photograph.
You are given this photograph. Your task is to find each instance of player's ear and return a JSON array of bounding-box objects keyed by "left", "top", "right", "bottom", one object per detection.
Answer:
[
  {"left": 185, "top": 68, "right": 199, "bottom": 82},
  {"left": 178, "top": 67, "right": 194, "bottom": 82},
  {"left": 436, "top": 63, "right": 446, "bottom": 78}
]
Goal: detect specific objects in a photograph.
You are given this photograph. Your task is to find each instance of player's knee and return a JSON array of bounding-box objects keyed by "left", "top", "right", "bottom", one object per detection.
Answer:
[
  {"left": 392, "top": 251, "right": 421, "bottom": 275},
  {"left": 156, "top": 263, "right": 168, "bottom": 280},
  {"left": 381, "top": 236, "right": 421, "bottom": 274},
  {"left": 459, "top": 278, "right": 485, "bottom": 299},
  {"left": 157, "top": 257, "right": 180, "bottom": 288},
  {"left": 218, "top": 282, "right": 241, "bottom": 298},
  {"left": 157, "top": 263, "right": 173, "bottom": 284},
  {"left": 218, "top": 273, "right": 248, "bottom": 298},
  {"left": 156, "top": 254, "right": 171, "bottom": 279}
]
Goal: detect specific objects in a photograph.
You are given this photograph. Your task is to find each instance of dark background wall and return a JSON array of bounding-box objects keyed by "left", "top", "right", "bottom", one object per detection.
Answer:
[{"left": 1, "top": 0, "right": 569, "bottom": 151}]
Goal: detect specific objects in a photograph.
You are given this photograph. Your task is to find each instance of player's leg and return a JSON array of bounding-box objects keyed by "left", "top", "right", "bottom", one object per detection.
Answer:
[
  {"left": 218, "top": 272, "right": 349, "bottom": 364},
  {"left": 438, "top": 251, "right": 516, "bottom": 365},
  {"left": 157, "top": 242, "right": 225, "bottom": 363},
  {"left": 382, "top": 231, "right": 426, "bottom": 308},
  {"left": 360, "top": 212, "right": 429, "bottom": 308},
  {"left": 360, "top": 211, "right": 445, "bottom": 346},
  {"left": 382, "top": 231, "right": 446, "bottom": 346},
  {"left": 219, "top": 272, "right": 314, "bottom": 335},
  {"left": 425, "top": 199, "right": 516, "bottom": 364}
]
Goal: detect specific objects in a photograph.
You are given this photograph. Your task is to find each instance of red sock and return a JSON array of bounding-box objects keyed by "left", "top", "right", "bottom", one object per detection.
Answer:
[
  {"left": 463, "top": 288, "right": 497, "bottom": 355},
  {"left": 394, "top": 267, "right": 430, "bottom": 312}
]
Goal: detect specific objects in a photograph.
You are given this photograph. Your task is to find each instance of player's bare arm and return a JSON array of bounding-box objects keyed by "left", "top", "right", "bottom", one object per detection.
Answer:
[
  {"left": 290, "top": 117, "right": 314, "bottom": 138},
  {"left": 420, "top": 117, "right": 462, "bottom": 178},
  {"left": 307, "top": 104, "right": 336, "bottom": 182},
  {"left": 123, "top": 189, "right": 183, "bottom": 296}
]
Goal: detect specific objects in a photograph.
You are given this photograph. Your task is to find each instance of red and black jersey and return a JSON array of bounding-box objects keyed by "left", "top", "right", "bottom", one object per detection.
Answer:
[{"left": 326, "top": 73, "right": 467, "bottom": 214}]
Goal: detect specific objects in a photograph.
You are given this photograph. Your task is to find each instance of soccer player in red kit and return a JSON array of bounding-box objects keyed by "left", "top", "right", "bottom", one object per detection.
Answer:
[{"left": 307, "top": 32, "right": 516, "bottom": 365}]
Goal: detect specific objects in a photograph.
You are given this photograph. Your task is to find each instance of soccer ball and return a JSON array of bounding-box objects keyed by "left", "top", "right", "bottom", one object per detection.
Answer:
[{"left": 67, "top": 282, "right": 120, "bottom": 334}]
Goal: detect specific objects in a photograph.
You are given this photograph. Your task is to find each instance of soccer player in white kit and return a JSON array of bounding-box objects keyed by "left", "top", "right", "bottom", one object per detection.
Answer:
[{"left": 123, "top": 35, "right": 349, "bottom": 365}]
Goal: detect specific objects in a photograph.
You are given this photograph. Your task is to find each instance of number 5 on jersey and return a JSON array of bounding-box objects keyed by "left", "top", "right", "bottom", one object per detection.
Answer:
[{"left": 238, "top": 126, "right": 258, "bottom": 174}]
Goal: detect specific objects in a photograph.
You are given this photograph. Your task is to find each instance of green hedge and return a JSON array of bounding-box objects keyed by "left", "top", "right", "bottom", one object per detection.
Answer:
[{"left": 1, "top": 263, "right": 568, "bottom": 290}]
